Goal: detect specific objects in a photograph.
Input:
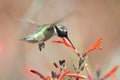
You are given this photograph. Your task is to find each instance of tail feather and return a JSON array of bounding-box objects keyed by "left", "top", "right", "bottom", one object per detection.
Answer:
[{"left": 19, "top": 37, "right": 26, "bottom": 41}]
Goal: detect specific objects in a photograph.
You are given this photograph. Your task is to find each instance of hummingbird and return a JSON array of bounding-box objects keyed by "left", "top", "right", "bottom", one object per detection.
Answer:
[{"left": 21, "top": 19, "right": 75, "bottom": 51}]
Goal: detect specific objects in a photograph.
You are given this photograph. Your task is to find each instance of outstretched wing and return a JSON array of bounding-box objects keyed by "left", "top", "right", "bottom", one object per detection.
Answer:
[{"left": 21, "top": 19, "right": 41, "bottom": 28}]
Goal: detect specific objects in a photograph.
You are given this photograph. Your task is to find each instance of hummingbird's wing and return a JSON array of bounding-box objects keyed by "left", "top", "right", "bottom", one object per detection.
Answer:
[
  {"left": 21, "top": 18, "right": 41, "bottom": 28},
  {"left": 28, "top": 33, "right": 45, "bottom": 43},
  {"left": 20, "top": 26, "right": 46, "bottom": 43},
  {"left": 52, "top": 12, "right": 74, "bottom": 25}
]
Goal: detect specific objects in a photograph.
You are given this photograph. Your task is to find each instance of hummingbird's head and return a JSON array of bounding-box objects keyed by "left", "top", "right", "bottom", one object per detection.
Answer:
[
  {"left": 54, "top": 25, "right": 75, "bottom": 49},
  {"left": 54, "top": 25, "right": 68, "bottom": 37}
]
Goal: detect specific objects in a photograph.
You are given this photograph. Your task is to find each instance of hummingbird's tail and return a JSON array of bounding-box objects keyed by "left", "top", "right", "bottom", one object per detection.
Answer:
[
  {"left": 19, "top": 37, "right": 38, "bottom": 43},
  {"left": 19, "top": 37, "right": 26, "bottom": 41}
]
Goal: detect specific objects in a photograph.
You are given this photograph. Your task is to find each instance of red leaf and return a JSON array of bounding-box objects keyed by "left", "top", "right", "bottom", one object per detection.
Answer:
[{"left": 101, "top": 65, "right": 119, "bottom": 80}]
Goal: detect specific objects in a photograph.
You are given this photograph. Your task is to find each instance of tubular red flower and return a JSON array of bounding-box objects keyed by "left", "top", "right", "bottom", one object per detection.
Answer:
[
  {"left": 66, "top": 74, "right": 87, "bottom": 79},
  {"left": 58, "top": 70, "right": 70, "bottom": 80},
  {"left": 61, "top": 38, "right": 73, "bottom": 49},
  {"left": 111, "top": 74, "right": 116, "bottom": 80},
  {"left": 87, "top": 71, "right": 94, "bottom": 80},
  {"left": 101, "top": 65, "right": 119, "bottom": 80},
  {"left": 53, "top": 63, "right": 60, "bottom": 72},
  {"left": 52, "top": 38, "right": 74, "bottom": 49},
  {"left": 52, "top": 38, "right": 80, "bottom": 56},
  {"left": 86, "top": 68, "right": 94, "bottom": 80},
  {"left": 85, "top": 38, "right": 103, "bottom": 54},
  {"left": 52, "top": 40, "right": 63, "bottom": 44},
  {"left": 46, "top": 76, "right": 51, "bottom": 80},
  {"left": 30, "top": 70, "right": 47, "bottom": 80}
]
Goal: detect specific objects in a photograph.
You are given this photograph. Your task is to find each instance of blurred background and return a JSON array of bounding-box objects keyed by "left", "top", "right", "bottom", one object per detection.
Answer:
[{"left": 0, "top": 0, "right": 120, "bottom": 80}]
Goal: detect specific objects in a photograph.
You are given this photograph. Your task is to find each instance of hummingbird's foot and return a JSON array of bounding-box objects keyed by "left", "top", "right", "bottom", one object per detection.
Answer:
[{"left": 38, "top": 43, "right": 45, "bottom": 51}]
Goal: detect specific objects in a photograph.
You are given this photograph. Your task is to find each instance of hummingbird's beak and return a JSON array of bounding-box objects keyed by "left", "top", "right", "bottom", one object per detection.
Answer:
[{"left": 62, "top": 36, "right": 75, "bottom": 49}]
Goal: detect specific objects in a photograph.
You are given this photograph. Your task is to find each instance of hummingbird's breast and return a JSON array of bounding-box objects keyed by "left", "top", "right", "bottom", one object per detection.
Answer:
[{"left": 43, "top": 24, "right": 55, "bottom": 41}]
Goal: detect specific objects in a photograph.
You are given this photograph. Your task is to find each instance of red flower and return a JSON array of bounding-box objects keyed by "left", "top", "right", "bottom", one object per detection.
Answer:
[
  {"left": 57, "top": 70, "right": 87, "bottom": 80},
  {"left": 52, "top": 40, "right": 63, "bottom": 44},
  {"left": 52, "top": 38, "right": 80, "bottom": 56},
  {"left": 57, "top": 70, "right": 70, "bottom": 80},
  {"left": 30, "top": 70, "right": 51, "bottom": 80},
  {"left": 111, "top": 74, "right": 116, "bottom": 80},
  {"left": 66, "top": 73, "right": 87, "bottom": 79},
  {"left": 85, "top": 65, "right": 94, "bottom": 80},
  {"left": 52, "top": 38, "right": 74, "bottom": 49},
  {"left": 53, "top": 62, "right": 60, "bottom": 72},
  {"left": 101, "top": 65, "right": 119, "bottom": 80},
  {"left": 46, "top": 76, "right": 51, "bottom": 80},
  {"left": 85, "top": 38, "right": 103, "bottom": 54}
]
